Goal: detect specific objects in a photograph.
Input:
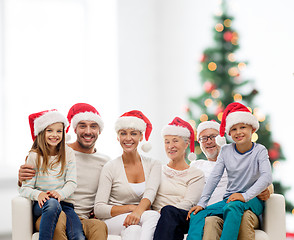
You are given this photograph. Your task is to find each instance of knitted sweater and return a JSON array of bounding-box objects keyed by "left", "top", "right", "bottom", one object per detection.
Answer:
[
  {"left": 94, "top": 155, "right": 162, "bottom": 219},
  {"left": 152, "top": 165, "right": 205, "bottom": 211},
  {"left": 19, "top": 145, "right": 77, "bottom": 203},
  {"left": 72, "top": 149, "right": 110, "bottom": 219}
]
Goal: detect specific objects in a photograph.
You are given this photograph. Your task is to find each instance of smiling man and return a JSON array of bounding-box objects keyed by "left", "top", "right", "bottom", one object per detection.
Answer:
[{"left": 190, "top": 120, "right": 227, "bottom": 206}]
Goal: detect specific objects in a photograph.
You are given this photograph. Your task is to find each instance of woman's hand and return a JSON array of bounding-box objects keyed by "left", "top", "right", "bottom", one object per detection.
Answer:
[
  {"left": 187, "top": 205, "right": 203, "bottom": 220},
  {"left": 47, "top": 190, "right": 61, "bottom": 202},
  {"left": 226, "top": 193, "right": 245, "bottom": 203},
  {"left": 123, "top": 210, "right": 141, "bottom": 227},
  {"left": 38, "top": 192, "right": 50, "bottom": 208}
]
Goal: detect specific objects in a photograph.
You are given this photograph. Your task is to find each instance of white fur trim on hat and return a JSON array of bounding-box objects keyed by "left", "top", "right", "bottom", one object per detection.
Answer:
[
  {"left": 196, "top": 121, "right": 220, "bottom": 140},
  {"left": 34, "top": 111, "right": 68, "bottom": 136},
  {"left": 225, "top": 111, "right": 259, "bottom": 134},
  {"left": 71, "top": 112, "right": 104, "bottom": 132},
  {"left": 161, "top": 125, "right": 191, "bottom": 138},
  {"left": 115, "top": 116, "right": 146, "bottom": 133}
]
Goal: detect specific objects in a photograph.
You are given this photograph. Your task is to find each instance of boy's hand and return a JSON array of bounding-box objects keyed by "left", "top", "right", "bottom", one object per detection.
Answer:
[
  {"left": 38, "top": 192, "right": 50, "bottom": 208},
  {"left": 227, "top": 193, "right": 245, "bottom": 203},
  {"left": 187, "top": 205, "right": 204, "bottom": 220},
  {"left": 47, "top": 190, "right": 61, "bottom": 202}
]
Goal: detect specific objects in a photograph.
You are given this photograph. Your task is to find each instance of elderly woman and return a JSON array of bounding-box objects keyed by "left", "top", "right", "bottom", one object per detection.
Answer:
[
  {"left": 152, "top": 117, "right": 205, "bottom": 240},
  {"left": 94, "top": 110, "right": 161, "bottom": 240}
]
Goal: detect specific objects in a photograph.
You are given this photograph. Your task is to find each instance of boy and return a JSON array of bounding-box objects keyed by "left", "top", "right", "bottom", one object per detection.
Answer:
[{"left": 186, "top": 102, "right": 272, "bottom": 240}]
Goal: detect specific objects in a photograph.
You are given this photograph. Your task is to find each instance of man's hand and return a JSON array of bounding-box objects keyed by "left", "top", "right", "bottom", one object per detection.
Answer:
[
  {"left": 187, "top": 205, "right": 204, "bottom": 220},
  {"left": 18, "top": 164, "right": 35, "bottom": 186},
  {"left": 38, "top": 192, "right": 50, "bottom": 208},
  {"left": 257, "top": 188, "right": 270, "bottom": 201},
  {"left": 47, "top": 190, "right": 61, "bottom": 202},
  {"left": 226, "top": 193, "right": 245, "bottom": 203}
]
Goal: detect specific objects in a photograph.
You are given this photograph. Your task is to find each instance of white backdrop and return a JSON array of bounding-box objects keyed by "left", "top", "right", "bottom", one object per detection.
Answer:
[{"left": 1, "top": 0, "right": 294, "bottom": 235}]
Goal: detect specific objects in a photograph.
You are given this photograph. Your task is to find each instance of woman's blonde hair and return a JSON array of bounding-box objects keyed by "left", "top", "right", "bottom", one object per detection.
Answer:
[{"left": 30, "top": 123, "right": 66, "bottom": 177}]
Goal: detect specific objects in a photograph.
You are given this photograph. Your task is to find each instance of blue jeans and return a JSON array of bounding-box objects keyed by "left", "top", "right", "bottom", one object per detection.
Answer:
[
  {"left": 33, "top": 198, "right": 85, "bottom": 240},
  {"left": 187, "top": 197, "right": 264, "bottom": 240},
  {"left": 154, "top": 205, "right": 189, "bottom": 240}
]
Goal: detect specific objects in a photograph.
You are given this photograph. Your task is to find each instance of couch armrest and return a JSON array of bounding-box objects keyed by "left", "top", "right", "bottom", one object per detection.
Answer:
[
  {"left": 12, "top": 196, "right": 34, "bottom": 240},
  {"left": 264, "top": 193, "right": 286, "bottom": 240}
]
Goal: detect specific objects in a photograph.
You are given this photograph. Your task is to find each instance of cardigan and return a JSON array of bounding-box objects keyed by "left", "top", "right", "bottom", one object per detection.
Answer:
[
  {"left": 152, "top": 165, "right": 205, "bottom": 211},
  {"left": 94, "top": 155, "right": 161, "bottom": 219}
]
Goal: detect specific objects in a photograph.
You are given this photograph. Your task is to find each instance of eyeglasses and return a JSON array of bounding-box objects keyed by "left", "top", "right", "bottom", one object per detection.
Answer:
[{"left": 198, "top": 135, "right": 218, "bottom": 143}]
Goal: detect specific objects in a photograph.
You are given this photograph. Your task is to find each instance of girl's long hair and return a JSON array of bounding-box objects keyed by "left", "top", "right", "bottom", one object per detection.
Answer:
[{"left": 30, "top": 124, "right": 66, "bottom": 177}]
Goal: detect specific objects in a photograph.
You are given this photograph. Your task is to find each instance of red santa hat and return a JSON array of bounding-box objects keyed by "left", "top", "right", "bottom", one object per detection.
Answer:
[
  {"left": 29, "top": 109, "right": 68, "bottom": 141},
  {"left": 66, "top": 103, "right": 104, "bottom": 133},
  {"left": 161, "top": 117, "right": 196, "bottom": 161},
  {"left": 216, "top": 102, "right": 259, "bottom": 146},
  {"left": 196, "top": 120, "right": 220, "bottom": 141},
  {"left": 115, "top": 110, "right": 152, "bottom": 152}
]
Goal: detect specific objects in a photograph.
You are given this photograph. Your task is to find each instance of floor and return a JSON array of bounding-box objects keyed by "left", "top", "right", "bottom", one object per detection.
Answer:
[{"left": 0, "top": 234, "right": 11, "bottom": 240}]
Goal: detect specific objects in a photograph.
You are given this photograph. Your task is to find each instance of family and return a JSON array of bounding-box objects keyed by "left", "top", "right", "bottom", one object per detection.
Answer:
[{"left": 18, "top": 102, "right": 273, "bottom": 240}]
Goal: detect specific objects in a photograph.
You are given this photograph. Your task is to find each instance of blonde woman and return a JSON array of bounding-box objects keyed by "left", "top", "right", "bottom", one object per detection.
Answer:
[{"left": 94, "top": 110, "right": 161, "bottom": 240}]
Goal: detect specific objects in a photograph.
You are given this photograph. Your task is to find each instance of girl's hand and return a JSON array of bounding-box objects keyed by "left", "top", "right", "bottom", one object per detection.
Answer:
[
  {"left": 38, "top": 192, "right": 50, "bottom": 208},
  {"left": 226, "top": 193, "right": 245, "bottom": 203},
  {"left": 187, "top": 205, "right": 204, "bottom": 220},
  {"left": 123, "top": 211, "right": 141, "bottom": 227},
  {"left": 47, "top": 190, "right": 61, "bottom": 202}
]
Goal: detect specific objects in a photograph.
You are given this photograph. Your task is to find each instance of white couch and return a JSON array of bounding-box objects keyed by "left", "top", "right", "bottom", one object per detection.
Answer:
[{"left": 12, "top": 194, "right": 286, "bottom": 240}]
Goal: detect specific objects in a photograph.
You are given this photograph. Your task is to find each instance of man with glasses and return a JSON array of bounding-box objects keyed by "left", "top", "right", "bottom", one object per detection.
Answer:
[{"left": 190, "top": 120, "right": 271, "bottom": 240}]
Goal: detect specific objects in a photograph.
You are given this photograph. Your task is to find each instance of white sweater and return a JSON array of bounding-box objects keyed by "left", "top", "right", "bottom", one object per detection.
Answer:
[
  {"left": 152, "top": 165, "right": 205, "bottom": 211},
  {"left": 190, "top": 159, "right": 228, "bottom": 206},
  {"left": 94, "top": 155, "right": 162, "bottom": 219},
  {"left": 72, "top": 150, "right": 110, "bottom": 219}
]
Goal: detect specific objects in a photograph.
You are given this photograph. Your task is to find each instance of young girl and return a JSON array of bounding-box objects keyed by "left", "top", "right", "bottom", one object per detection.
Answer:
[
  {"left": 186, "top": 102, "right": 272, "bottom": 240},
  {"left": 19, "top": 109, "right": 85, "bottom": 240}
]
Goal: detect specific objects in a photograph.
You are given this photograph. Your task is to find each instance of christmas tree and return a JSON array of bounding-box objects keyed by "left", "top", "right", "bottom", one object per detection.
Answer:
[{"left": 187, "top": 2, "right": 294, "bottom": 213}]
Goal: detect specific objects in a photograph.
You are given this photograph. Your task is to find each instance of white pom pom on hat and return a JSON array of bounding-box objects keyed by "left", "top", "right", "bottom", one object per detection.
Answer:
[
  {"left": 162, "top": 117, "right": 196, "bottom": 161},
  {"left": 215, "top": 135, "right": 226, "bottom": 146},
  {"left": 141, "top": 142, "right": 152, "bottom": 152}
]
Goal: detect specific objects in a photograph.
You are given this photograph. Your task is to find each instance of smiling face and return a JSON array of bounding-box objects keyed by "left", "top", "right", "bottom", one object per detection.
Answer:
[
  {"left": 199, "top": 128, "right": 220, "bottom": 161},
  {"left": 75, "top": 120, "right": 100, "bottom": 150},
  {"left": 117, "top": 129, "right": 143, "bottom": 153},
  {"left": 229, "top": 123, "right": 255, "bottom": 145},
  {"left": 45, "top": 122, "right": 64, "bottom": 151},
  {"left": 164, "top": 135, "right": 189, "bottom": 162}
]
